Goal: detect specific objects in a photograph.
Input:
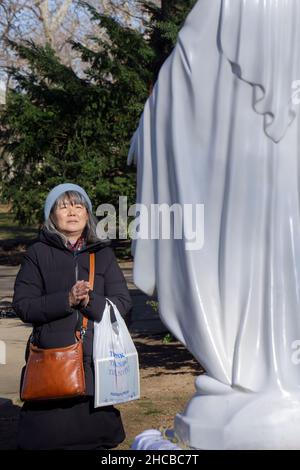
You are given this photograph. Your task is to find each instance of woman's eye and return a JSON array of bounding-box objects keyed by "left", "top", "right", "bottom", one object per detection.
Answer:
[{"left": 58, "top": 204, "right": 83, "bottom": 210}]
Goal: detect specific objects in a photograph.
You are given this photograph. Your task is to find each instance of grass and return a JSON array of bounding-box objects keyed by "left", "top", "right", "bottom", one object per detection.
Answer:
[
  {"left": 138, "top": 399, "right": 161, "bottom": 416},
  {"left": 0, "top": 205, "right": 38, "bottom": 242},
  {"left": 117, "top": 390, "right": 194, "bottom": 450}
]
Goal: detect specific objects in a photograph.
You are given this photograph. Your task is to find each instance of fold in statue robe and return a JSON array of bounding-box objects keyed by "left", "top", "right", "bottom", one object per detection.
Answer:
[
  {"left": 221, "top": 0, "right": 300, "bottom": 143},
  {"left": 128, "top": 0, "right": 300, "bottom": 392}
]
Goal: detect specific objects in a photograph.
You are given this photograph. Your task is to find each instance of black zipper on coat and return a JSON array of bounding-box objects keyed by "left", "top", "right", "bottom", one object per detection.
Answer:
[
  {"left": 74, "top": 251, "right": 79, "bottom": 283},
  {"left": 69, "top": 247, "right": 95, "bottom": 339},
  {"left": 74, "top": 251, "right": 81, "bottom": 339}
]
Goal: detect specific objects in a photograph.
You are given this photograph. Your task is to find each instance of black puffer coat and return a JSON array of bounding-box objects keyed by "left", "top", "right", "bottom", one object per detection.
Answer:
[{"left": 13, "top": 227, "right": 132, "bottom": 396}]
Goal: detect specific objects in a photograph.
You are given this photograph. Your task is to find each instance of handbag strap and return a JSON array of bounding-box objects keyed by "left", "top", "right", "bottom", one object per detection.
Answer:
[
  {"left": 77, "top": 252, "right": 95, "bottom": 339},
  {"left": 88, "top": 252, "right": 95, "bottom": 290}
]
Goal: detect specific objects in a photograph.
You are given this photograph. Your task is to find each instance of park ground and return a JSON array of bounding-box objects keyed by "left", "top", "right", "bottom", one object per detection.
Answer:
[{"left": 0, "top": 204, "right": 202, "bottom": 450}]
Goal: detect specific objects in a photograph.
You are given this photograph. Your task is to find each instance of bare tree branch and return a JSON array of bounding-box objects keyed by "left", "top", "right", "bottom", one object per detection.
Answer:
[{"left": 0, "top": 0, "right": 150, "bottom": 82}]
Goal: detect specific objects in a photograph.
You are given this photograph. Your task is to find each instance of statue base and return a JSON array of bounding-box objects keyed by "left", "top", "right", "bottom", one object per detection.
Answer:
[{"left": 175, "top": 375, "right": 300, "bottom": 449}]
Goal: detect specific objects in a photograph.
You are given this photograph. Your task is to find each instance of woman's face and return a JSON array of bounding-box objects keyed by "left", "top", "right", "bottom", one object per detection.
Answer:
[{"left": 53, "top": 197, "right": 89, "bottom": 240}]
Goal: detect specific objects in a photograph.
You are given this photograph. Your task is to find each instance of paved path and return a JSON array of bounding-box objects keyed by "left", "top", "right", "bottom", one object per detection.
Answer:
[{"left": 0, "top": 266, "right": 18, "bottom": 301}]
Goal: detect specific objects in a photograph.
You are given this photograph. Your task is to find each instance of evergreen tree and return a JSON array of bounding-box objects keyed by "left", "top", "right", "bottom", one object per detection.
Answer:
[
  {"left": 143, "top": 0, "right": 197, "bottom": 81},
  {"left": 0, "top": 0, "right": 196, "bottom": 226}
]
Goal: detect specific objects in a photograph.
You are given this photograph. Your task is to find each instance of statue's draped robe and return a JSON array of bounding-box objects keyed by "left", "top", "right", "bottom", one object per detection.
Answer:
[{"left": 129, "top": 0, "right": 300, "bottom": 392}]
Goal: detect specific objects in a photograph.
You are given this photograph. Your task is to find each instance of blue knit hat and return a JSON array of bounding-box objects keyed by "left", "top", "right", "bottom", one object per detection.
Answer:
[{"left": 44, "top": 183, "right": 93, "bottom": 221}]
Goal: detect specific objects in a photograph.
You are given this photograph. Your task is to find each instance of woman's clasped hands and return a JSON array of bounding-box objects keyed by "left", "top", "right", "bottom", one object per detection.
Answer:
[{"left": 69, "top": 280, "right": 90, "bottom": 308}]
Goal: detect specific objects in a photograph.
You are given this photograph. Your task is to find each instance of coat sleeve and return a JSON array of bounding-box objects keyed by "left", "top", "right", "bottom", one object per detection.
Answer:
[
  {"left": 79, "top": 248, "right": 132, "bottom": 322},
  {"left": 12, "top": 246, "right": 75, "bottom": 324}
]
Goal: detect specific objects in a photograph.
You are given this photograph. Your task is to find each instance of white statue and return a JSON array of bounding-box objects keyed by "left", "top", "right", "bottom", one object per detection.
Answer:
[{"left": 128, "top": 0, "right": 300, "bottom": 449}]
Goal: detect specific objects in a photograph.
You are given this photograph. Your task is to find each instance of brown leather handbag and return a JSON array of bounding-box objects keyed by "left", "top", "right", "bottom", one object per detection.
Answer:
[{"left": 20, "top": 253, "right": 95, "bottom": 402}]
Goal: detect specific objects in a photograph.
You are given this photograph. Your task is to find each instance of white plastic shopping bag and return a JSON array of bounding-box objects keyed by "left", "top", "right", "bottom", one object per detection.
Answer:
[{"left": 93, "top": 298, "right": 140, "bottom": 407}]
